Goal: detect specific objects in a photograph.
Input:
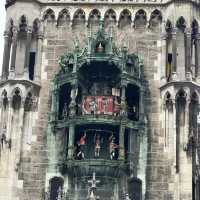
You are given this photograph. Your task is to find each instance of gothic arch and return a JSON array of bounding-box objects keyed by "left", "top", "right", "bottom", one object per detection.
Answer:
[
  {"left": 19, "top": 15, "right": 28, "bottom": 32},
  {"left": 11, "top": 88, "right": 22, "bottom": 110},
  {"left": 49, "top": 177, "right": 64, "bottom": 200},
  {"left": 165, "top": 19, "right": 173, "bottom": 33},
  {"left": 43, "top": 8, "right": 56, "bottom": 22},
  {"left": 1, "top": 90, "right": 8, "bottom": 109},
  {"left": 104, "top": 9, "right": 117, "bottom": 27},
  {"left": 57, "top": 9, "right": 70, "bottom": 27},
  {"left": 191, "top": 19, "right": 199, "bottom": 35},
  {"left": 149, "top": 9, "right": 162, "bottom": 29},
  {"left": 88, "top": 9, "right": 101, "bottom": 26},
  {"left": 176, "top": 16, "right": 187, "bottom": 31},
  {"left": 72, "top": 9, "right": 86, "bottom": 27},
  {"left": 119, "top": 9, "right": 132, "bottom": 29},
  {"left": 134, "top": 9, "right": 147, "bottom": 29}
]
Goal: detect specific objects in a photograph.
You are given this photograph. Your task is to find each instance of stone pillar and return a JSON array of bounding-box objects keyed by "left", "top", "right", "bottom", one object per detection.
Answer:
[
  {"left": 24, "top": 26, "right": 32, "bottom": 79},
  {"left": 185, "top": 28, "right": 192, "bottom": 80},
  {"left": 34, "top": 32, "right": 44, "bottom": 82},
  {"left": 139, "top": 88, "right": 144, "bottom": 121},
  {"left": 68, "top": 124, "right": 75, "bottom": 159},
  {"left": 6, "top": 98, "right": 13, "bottom": 139},
  {"left": 120, "top": 84, "right": 126, "bottom": 116},
  {"left": 161, "top": 33, "right": 167, "bottom": 83},
  {"left": 160, "top": 21, "right": 167, "bottom": 83},
  {"left": 69, "top": 84, "right": 78, "bottom": 116},
  {"left": 1, "top": 31, "right": 11, "bottom": 80},
  {"left": 195, "top": 33, "right": 200, "bottom": 81},
  {"left": 119, "top": 121, "right": 126, "bottom": 160},
  {"left": 9, "top": 26, "right": 18, "bottom": 79},
  {"left": 171, "top": 28, "right": 177, "bottom": 80}
]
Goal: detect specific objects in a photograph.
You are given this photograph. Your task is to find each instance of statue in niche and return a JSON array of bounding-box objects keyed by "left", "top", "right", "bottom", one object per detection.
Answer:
[
  {"left": 109, "top": 133, "right": 118, "bottom": 160},
  {"left": 89, "top": 97, "right": 97, "bottom": 114},
  {"left": 62, "top": 103, "right": 68, "bottom": 118},
  {"left": 75, "top": 133, "right": 86, "bottom": 159},
  {"left": 94, "top": 134, "right": 103, "bottom": 158}
]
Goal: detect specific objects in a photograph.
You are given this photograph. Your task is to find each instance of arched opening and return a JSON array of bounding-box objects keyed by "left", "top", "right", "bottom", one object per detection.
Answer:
[
  {"left": 176, "top": 89, "right": 187, "bottom": 172},
  {"left": 149, "top": 9, "right": 162, "bottom": 31},
  {"left": 12, "top": 89, "right": 21, "bottom": 110},
  {"left": 165, "top": 20, "right": 173, "bottom": 81},
  {"left": 119, "top": 9, "right": 131, "bottom": 29},
  {"left": 104, "top": 9, "right": 116, "bottom": 28},
  {"left": 88, "top": 9, "right": 101, "bottom": 29},
  {"left": 1, "top": 90, "right": 8, "bottom": 140},
  {"left": 191, "top": 20, "right": 199, "bottom": 77},
  {"left": 59, "top": 83, "right": 72, "bottom": 120},
  {"left": 43, "top": 9, "right": 55, "bottom": 22},
  {"left": 57, "top": 9, "right": 70, "bottom": 27},
  {"left": 126, "top": 84, "right": 140, "bottom": 121},
  {"left": 128, "top": 177, "right": 142, "bottom": 200},
  {"left": 72, "top": 9, "right": 86, "bottom": 28},
  {"left": 49, "top": 177, "right": 64, "bottom": 200},
  {"left": 134, "top": 10, "right": 147, "bottom": 30},
  {"left": 19, "top": 15, "right": 27, "bottom": 32},
  {"left": 176, "top": 17, "right": 186, "bottom": 79}
]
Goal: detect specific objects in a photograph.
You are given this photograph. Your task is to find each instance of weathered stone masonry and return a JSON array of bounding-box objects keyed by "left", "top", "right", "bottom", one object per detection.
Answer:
[{"left": 0, "top": 0, "right": 200, "bottom": 200}]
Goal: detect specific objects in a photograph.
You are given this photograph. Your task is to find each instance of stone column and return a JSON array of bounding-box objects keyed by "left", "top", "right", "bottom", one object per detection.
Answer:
[
  {"left": 160, "top": 21, "right": 167, "bottom": 83},
  {"left": 171, "top": 28, "right": 177, "bottom": 80},
  {"left": 119, "top": 121, "right": 126, "bottom": 160},
  {"left": 24, "top": 26, "right": 32, "bottom": 79},
  {"left": 34, "top": 32, "right": 44, "bottom": 82},
  {"left": 161, "top": 33, "right": 167, "bottom": 83},
  {"left": 139, "top": 88, "right": 145, "bottom": 121},
  {"left": 195, "top": 33, "right": 200, "bottom": 81},
  {"left": 185, "top": 28, "right": 192, "bottom": 80},
  {"left": 68, "top": 124, "right": 75, "bottom": 159},
  {"left": 1, "top": 31, "right": 11, "bottom": 80},
  {"left": 120, "top": 84, "right": 126, "bottom": 116},
  {"left": 9, "top": 26, "right": 18, "bottom": 79},
  {"left": 6, "top": 98, "right": 13, "bottom": 140},
  {"left": 69, "top": 84, "right": 78, "bottom": 116}
]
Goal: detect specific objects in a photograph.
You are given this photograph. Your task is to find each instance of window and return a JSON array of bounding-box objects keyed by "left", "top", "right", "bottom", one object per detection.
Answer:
[{"left": 28, "top": 52, "right": 36, "bottom": 80}]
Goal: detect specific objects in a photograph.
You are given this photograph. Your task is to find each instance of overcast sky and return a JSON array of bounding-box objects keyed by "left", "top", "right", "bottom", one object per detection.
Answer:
[{"left": 0, "top": 0, "right": 6, "bottom": 76}]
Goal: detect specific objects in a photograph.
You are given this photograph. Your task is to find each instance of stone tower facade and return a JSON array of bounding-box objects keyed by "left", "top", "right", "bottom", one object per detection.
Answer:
[{"left": 0, "top": 0, "right": 200, "bottom": 200}]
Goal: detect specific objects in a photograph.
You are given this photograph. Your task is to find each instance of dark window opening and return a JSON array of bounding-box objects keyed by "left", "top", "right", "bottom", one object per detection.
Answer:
[
  {"left": 49, "top": 177, "right": 64, "bottom": 200},
  {"left": 126, "top": 84, "right": 140, "bottom": 121},
  {"left": 29, "top": 52, "right": 36, "bottom": 80},
  {"left": 128, "top": 177, "right": 142, "bottom": 200},
  {"left": 59, "top": 84, "right": 71, "bottom": 120},
  {"left": 166, "top": 53, "right": 172, "bottom": 81}
]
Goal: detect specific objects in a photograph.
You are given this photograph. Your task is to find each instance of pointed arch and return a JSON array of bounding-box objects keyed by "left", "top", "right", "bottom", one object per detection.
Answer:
[
  {"left": 57, "top": 9, "right": 70, "bottom": 27},
  {"left": 11, "top": 88, "right": 22, "bottom": 110},
  {"left": 104, "top": 9, "right": 117, "bottom": 27},
  {"left": 19, "top": 15, "right": 28, "bottom": 32},
  {"left": 43, "top": 8, "right": 55, "bottom": 22},
  {"left": 191, "top": 19, "right": 199, "bottom": 36},
  {"left": 149, "top": 9, "right": 162, "bottom": 29},
  {"left": 134, "top": 9, "right": 147, "bottom": 29},
  {"left": 165, "top": 19, "right": 172, "bottom": 33},
  {"left": 119, "top": 9, "right": 132, "bottom": 29},
  {"left": 73, "top": 9, "right": 86, "bottom": 27},
  {"left": 88, "top": 9, "right": 101, "bottom": 26},
  {"left": 1, "top": 90, "right": 8, "bottom": 109},
  {"left": 176, "top": 16, "right": 186, "bottom": 31}
]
